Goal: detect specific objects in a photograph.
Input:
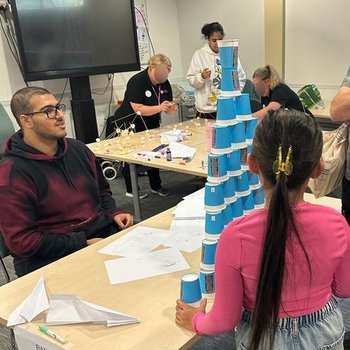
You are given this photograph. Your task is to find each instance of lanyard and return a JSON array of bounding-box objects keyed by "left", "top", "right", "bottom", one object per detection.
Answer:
[{"left": 151, "top": 85, "right": 161, "bottom": 105}]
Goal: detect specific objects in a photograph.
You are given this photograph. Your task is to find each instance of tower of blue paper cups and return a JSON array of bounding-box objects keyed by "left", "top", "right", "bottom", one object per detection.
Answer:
[{"left": 181, "top": 39, "right": 265, "bottom": 304}]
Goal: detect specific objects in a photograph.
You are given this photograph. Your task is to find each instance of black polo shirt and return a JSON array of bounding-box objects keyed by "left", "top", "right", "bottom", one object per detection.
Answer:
[
  {"left": 106, "top": 68, "right": 172, "bottom": 136},
  {"left": 261, "top": 83, "right": 304, "bottom": 112}
]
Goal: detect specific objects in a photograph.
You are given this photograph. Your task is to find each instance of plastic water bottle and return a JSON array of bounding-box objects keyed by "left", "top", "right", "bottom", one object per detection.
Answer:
[{"left": 166, "top": 147, "right": 172, "bottom": 161}]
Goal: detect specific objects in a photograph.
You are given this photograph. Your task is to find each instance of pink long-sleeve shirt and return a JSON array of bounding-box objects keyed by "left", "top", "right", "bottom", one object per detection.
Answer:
[{"left": 192, "top": 202, "right": 350, "bottom": 335}]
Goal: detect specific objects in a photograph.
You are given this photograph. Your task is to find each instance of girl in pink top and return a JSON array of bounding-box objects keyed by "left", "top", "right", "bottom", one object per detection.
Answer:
[{"left": 176, "top": 110, "right": 350, "bottom": 349}]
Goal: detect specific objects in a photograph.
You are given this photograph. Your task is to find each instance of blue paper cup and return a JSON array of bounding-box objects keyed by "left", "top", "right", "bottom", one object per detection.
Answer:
[
  {"left": 211, "top": 124, "right": 232, "bottom": 154},
  {"left": 231, "top": 197, "right": 244, "bottom": 219},
  {"left": 204, "top": 182, "right": 226, "bottom": 211},
  {"left": 241, "top": 191, "right": 255, "bottom": 215},
  {"left": 248, "top": 171, "right": 260, "bottom": 190},
  {"left": 200, "top": 239, "right": 218, "bottom": 270},
  {"left": 230, "top": 122, "right": 246, "bottom": 149},
  {"left": 223, "top": 202, "right": 234, "bottom": 225},
  {"left": 226, "top": 150, "right": 242, "bottom": 176},
  {"left": 234, "top": 93, "right": 253, "bottom": 120},
  {"left": 207, "top": 153, "right": 228, "bottom": 183},
  {"left": 234, "top": 171, "right": 251, "bottom": 197},
  {"left": 199, "top": 269, "right": 215, "bottom": 299},
  {"left": 218, "top": 39, "right": 239, "bottom": 68},
  {"left": 205, "top": 211, "right": 225, "bottom": 240},
  {"left": 216, "top": 97, "right": 238, "bottom": 126},
  {"left": 244, "top": 118, "right": 258, "bottom": 144},
  {"left": 253, "top": 187, "right": 266, "bottom": 209},
  {"left": 222, "top": 175, "right": 236, "bottom": 204},
  {"left": 180, "top": 273, "right": 202, "bottom": 306},
  {"left": 221, "top": 68, "right": 241, "bottom": 97}
]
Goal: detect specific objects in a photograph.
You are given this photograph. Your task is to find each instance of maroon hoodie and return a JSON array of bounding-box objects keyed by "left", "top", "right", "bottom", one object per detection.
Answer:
[{"left": 0, "top": 131, "right": 124, "bottom": 276}]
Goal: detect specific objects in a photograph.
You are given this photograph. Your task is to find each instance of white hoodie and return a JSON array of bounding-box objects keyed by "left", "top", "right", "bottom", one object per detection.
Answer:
[{"left": 187, "top": 44, "right": 246, "bottom": 114}]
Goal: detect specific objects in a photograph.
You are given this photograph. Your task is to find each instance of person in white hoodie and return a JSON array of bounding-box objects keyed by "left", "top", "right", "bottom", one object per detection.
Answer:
[{"left": 187, "top": 22, "right": 246, "bottom": 118}]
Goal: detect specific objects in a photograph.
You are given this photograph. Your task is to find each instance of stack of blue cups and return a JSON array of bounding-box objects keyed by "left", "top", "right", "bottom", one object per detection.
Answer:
[
  {"left": 218, "top": 39, "right": 241, "bottom": 97},
  {"left": 195, "top": 38, "right": 266, "bottom": 302}
]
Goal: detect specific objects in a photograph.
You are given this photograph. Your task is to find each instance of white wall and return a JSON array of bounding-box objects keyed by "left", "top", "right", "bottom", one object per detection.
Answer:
[
  {"left": 176, "top": 0, "right": 265, "bottom": 81},
  {"left": 285, "top": 0, "right": 350, "bottom": 102}
]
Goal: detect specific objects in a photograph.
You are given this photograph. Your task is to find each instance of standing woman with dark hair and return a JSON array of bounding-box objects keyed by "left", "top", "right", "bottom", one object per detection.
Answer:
[
  {"left": 252, "top": 64, "right": 305, "bottom": 121},
  {"left": 187, "top": 22, "right": 246, "bottom": 119},
  {"left": 176, "top": 109, "right": 350, "bottom": 349}
]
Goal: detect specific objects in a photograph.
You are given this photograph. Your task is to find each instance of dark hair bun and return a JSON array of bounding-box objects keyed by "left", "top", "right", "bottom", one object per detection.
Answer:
[{"left": 201, "top": 22, "right": 224, "bottom": 39}]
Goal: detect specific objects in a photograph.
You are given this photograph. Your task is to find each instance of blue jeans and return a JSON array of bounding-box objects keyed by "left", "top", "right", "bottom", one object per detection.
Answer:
[
  {"left": 337, "top": 297, "right": 350, "bottom": 341},
  {"left": 236, "top": 297, "right": 345, "bottom": 350}
]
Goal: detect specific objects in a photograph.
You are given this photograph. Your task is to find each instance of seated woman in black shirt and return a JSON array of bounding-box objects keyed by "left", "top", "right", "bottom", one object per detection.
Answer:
[{"left": 252, "top": 64, "right": 305, "bottom": 121}]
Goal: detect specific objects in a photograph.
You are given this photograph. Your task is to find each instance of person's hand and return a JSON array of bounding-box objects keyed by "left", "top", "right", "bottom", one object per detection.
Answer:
[
  {"left": 201, "top": 68, "right": 211, "bottom": 80},
  {"left": 87, "top": 238, "right": 103, "bottom": 245},
  {"left": 175, "top": 298, "right": 207, "bottom": 331},
  {"left": 167, "top": 102, "right": 178, "bottom": 113},
  {"left": 114, "top": 213, "right": 133, "bottom": 229},
  {"left": 159, "top": 100, "right": 172, "bottom": 113}
]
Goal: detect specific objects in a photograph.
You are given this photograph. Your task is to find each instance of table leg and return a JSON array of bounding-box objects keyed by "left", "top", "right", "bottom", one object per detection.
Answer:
[{"left": 129, "top": 164, "right": 142, "bottom": 222}]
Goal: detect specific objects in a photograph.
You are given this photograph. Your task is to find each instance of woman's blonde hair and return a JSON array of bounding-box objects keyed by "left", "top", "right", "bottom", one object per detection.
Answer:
[
  {"left": 148, "top": 53, "right": 172, "bottom": 68},
  {"left": 253, "top": 64, "right": 283, "bottom": 90}
]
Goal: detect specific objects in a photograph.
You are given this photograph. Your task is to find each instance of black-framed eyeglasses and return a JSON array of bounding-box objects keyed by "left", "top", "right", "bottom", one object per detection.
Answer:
[{"left": 24, "top": 103, "right": 66, "bottom": 119}]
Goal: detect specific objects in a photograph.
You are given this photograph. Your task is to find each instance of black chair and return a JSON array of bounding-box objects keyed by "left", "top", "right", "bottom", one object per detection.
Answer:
[
  {"left": 0, "top": 231, "right": 16, "bottom": 350},
  {"left": 0, "top": 103, "right": 15, "bottom": 155},
  {"left": 242, "top": 79, "right": 262, "bottom": 114},
  {"left": 243, "top": 79, "right": 260, "bottom": 101},
  {"left": 0, "top": 231, "right": 11, "bottom": 283}
]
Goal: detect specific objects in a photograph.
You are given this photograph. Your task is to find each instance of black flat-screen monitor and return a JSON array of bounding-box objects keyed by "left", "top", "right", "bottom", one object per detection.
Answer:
[{"left": 11, "top": 0, "right": 141, "bottom": 81}]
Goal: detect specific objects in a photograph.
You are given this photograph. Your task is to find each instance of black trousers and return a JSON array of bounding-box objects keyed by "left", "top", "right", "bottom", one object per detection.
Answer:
[
  {"left": 122, "top": 163, "right": 161, "bottom": 194},
  {"left": 342, "top": 177, "right": 350, "bottom": 225}
]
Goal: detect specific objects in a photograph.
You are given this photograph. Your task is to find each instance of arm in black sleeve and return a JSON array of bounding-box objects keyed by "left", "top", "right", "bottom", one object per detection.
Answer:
[{"left": 34, "top": 230, "right": 87, "bottom": 259}]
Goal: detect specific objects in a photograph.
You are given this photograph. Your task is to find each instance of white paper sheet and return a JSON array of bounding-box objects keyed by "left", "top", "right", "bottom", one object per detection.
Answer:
[
  {"left": 98, "top": 225, "right": 171, "bottom": 259},
  {"left": 167, "top": 141, "right": 197, "bottom": 158},
  {"left": 173, "top": 198, "right": 205, "bottom": 220},
  {"left": 104, "top": 247, "right": 190, "bottom": 285},
  {"left": 160, "top": 129, "right": 183, "bottom": 142},
  {"left": 46, "top": 294, "right": 138, "bottom": 327},
  {"left": 14, "top": 326, "right": 65, "bottom": 350},
  {"left": 8, "top": 276, "right": 49, "bottom": 327},
  {"left": 182, "top": 187, "right": 205, "bottom": 202},
  {"left": 163, "top": 219, "right": 205, "bottom": 253}
]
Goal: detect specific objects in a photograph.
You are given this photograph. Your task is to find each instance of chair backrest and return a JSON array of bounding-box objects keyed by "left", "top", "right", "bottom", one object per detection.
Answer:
[
  {"left": 0, "top": 103, "right": 15, "bottom": 153},
  {"left": 250, "top": 98, "right": 262, "bottom": 113},
  {"left": 0, "top": 230, "right": 10, "bottom": 259},
  {"left": 243, "top": 79, "right": 261, "bottom": 102}
]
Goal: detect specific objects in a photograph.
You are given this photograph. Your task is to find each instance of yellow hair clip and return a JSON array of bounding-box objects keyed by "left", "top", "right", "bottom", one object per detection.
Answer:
[{"left": 272, "top": 145, "right": 293, "bottom": 179}]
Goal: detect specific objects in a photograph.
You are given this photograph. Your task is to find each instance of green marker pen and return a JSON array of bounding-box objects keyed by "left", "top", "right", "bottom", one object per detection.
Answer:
[{"left": 39, "top": 325, "right": 66, "bottom": 344}]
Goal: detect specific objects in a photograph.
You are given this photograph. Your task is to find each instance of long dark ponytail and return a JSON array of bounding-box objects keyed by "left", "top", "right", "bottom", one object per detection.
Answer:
[{"left": 249, "top": 109, "right": 323, "bottom": 349}]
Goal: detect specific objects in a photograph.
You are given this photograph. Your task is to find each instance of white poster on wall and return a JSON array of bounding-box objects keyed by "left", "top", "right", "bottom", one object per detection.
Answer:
[{"left": 134, "top": 0, "right": 152, "bottom": 65}]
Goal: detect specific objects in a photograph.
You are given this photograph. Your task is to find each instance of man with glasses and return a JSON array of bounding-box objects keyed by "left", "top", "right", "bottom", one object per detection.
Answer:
[{"left": 0, "top": 87, "right": 133, "bottom": 277}]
